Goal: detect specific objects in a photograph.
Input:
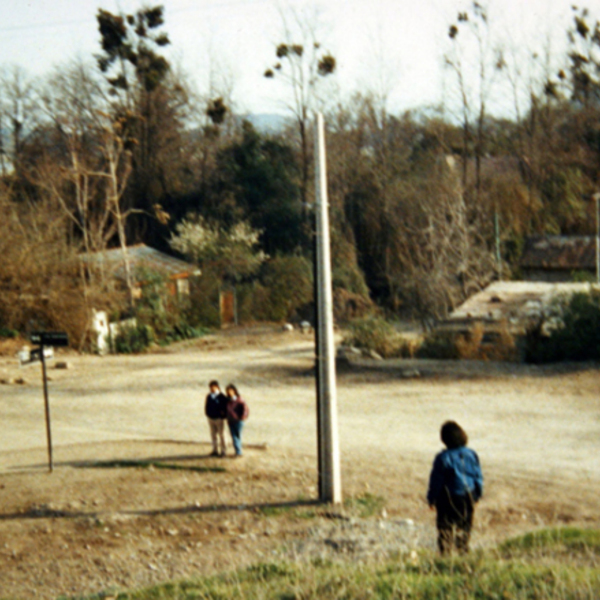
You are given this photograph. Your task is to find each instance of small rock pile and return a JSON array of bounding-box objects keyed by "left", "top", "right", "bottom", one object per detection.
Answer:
[
  {"left": 336, "top": 346, "right": 422, "bottom": 378},
  {"left": 285, "top": 516, "right": 436, "bottom": 563},
  {"left": 337, "top": 345, "right": 383, "bottom": 361}
]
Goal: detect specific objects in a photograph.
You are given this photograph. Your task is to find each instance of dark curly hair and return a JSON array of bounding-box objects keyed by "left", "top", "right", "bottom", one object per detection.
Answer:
[
  {"left": 226, "top": 383, "right": 239, "bottom": 397},
  {"left": 440, "top": 421, "right": 468, "bottom": 449}
]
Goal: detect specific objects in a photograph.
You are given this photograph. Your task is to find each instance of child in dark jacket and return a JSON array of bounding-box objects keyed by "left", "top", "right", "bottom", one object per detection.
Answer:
[
  {"left": 205, "top": 380, "right": 227, "bottom": 457},
  {"left": 427, "top": 421, "right": 483, "bottom": 555}
]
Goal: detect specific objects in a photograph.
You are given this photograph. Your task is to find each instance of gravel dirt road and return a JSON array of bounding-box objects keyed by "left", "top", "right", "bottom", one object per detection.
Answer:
[{"left": 0, "top": 326, "right": 599, "bottom": 599}]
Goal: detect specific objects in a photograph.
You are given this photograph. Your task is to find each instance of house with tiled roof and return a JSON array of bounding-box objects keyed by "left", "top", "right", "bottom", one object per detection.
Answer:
[
  {"left": 435, "top": 280, "right": 595, "bottom": 360},
  {"left": 520, "top": 236, "right": 597, "bottom": 282},
  {"left": 81, "top": 244, "right": 200, "bottom": 298}
]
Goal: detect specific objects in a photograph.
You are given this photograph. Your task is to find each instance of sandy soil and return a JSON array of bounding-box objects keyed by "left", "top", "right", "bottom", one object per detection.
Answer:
[{"left": 0, "top": 326, "right": 599, "bottom": 599}]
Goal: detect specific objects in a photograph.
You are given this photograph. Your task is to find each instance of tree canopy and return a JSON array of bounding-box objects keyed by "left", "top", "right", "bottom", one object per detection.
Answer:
[{"left": 2, "top": 2, "right": 600, "bottom": 334}]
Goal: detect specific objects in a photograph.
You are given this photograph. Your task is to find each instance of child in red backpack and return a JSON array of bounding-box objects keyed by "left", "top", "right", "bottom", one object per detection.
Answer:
[{"left": 225, "top": 384, "right": 249, "bottom": 457}]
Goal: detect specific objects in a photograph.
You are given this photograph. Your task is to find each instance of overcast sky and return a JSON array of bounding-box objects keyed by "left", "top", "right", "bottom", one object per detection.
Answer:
[{"left": 0, "top": 0, "right": 589, "bottom": 118}]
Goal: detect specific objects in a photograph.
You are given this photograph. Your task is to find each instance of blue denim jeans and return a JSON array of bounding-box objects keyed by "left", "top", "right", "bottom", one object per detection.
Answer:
[{"left": 228, "top": 420, "right": 244, "bottom": 455}]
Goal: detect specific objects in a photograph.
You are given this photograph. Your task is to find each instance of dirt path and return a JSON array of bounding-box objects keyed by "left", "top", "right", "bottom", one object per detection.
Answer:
[{"left": 0, "top": 327, "right": 599, "bottom": 599}]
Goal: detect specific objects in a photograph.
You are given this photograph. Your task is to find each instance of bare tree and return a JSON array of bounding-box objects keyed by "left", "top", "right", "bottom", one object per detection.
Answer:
[
  {"left": 35, "top": 62, "right": 139, "bottom": 311},
  {"left": 0, "top": 66, "right": 40, "bottom": 179},
  {"left": 564, "top": 6, "right": 600, "bottom": 106},
  {"left": 445, "top": 1, "right": 500, "bottom": 196},
  {"left": 445, "top": 1, "right": 506, "bottom": 277},
  {"left": 393, "top": 160, "right": 496, "bottom": 326},
  {"left": 39, "top": 62, "right": 108, "bottom": 253},
  {"left": 498, "top": 35, "right": 563, "bottom": 238},
  {"left": 264, "top": 5, "right": 336, "bottom": 213},
  {"left": 98, "top": 119, "right": 135, "bottom": 307},
  {"left": 0, "top": 181, "right": 87, "bottom": 342},
  {"left": 185, "top": 48, "right": 237, "bottom": 207}
]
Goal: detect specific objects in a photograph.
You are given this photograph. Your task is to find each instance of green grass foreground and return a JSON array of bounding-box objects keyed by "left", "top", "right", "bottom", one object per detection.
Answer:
[{"left": 68, "top": 528, "right": 600, "bottom": 600}]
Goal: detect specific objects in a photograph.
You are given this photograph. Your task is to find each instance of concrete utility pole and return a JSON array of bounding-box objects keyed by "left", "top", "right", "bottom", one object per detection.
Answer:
[{"left": 314, "top": 112, "right": 342, "bottom": 504}]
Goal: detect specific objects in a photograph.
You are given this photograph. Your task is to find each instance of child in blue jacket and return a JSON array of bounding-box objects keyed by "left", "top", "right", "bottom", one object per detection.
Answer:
[{"left": 427, "top": 421, "right": 483, "bottom": 554}]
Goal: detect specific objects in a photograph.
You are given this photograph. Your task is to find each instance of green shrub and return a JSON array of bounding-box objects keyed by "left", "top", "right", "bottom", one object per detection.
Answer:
[
  {"left": 416, "top": 322, "right": 517, "bottom": 362},
  {"left": 113, "top": 323, "right": 154, "bottom": 354},
  {"left": 185, "top": 268, "right": 221, "bottom": 329},
  {"left": 134, "top": 267, "right": 188, "bottom": 338},
  {"left": 571, "top": 270, "right": 596, "bottom": 283},
  {"left": 155, "top": 322, "right": 208, "bottom": 346},
  {"left": 237, "top": 256, "right": 313, "bottom": 323},
  {"left": 128, "top": 267, "right": 216, "bottom": 338},
  {"left": 332, "top": 264, "right": 370, "bottom": 298},
  {"left": 525, "top": 290, "right": 600, "bottom": 363},
  {"left": 261, "top": 255, "right": 313, "bottom": 322},
  {"left": 416, "top": 330, "right": 460, "bottom": 359},
  {"left": 0, "top": 327, "right": 18, "bottom": 338},
  {"left": 333, "top": 288, "right": 373, "bottom": 323},
  {"left": 501, "top": 527, "right": 600, "bottom": 557},
  {"left": 237, "top": 281, "right": 269, "bottom": 323},
  {"left": 454, "top": 321, "right": 518, "bottom": 361},
  {"left": 343, "top": 316, "right": 412, "bottom": 358}
]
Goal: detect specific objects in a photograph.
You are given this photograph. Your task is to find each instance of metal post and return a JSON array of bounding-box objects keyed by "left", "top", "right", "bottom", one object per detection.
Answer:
[
  {"left": 40, "top": 345, "right": 53, "bottom": 473},
  {"left": 314, "top": 112, "right": 342, "bottom": 504}
]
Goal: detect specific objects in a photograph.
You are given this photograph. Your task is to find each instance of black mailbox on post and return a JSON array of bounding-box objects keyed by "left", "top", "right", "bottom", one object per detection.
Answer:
[
  {"left": 31, "top": 332, "right": 69, "bottom": 347},
  {"left": 29, "top": 331, "right": 69, "bottom": 473}
]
